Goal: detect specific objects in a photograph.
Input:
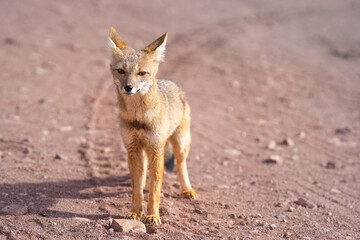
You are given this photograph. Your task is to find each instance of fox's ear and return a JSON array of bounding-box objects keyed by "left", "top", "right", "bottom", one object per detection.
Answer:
[
  {"left": 108, "top": 27, "right": 130, "bottom": 52},
  {"left": 142, "top": 32, "right": 168, "bottom": 62}
]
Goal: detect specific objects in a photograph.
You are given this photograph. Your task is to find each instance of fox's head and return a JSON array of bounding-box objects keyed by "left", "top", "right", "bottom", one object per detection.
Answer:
[{"left": 108, "top": 27, "right": 167, "bottom": 96}]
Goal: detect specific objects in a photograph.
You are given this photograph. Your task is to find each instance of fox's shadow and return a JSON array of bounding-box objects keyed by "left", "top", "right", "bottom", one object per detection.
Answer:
[{"left": 0, "top": 175, "right": 131, "bottom": 220}]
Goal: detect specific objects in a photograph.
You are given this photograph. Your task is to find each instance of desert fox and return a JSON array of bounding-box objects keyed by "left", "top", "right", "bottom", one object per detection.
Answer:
[{"left": 108, "top": 27, "right": 197, "bottom": 225}]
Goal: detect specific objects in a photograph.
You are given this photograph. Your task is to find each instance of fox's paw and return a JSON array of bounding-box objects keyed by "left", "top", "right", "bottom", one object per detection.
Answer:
[
  {"left": 181, "top": 189, "right": 198, "bottom": 199},
  {"left": 144, "top": 215, "right": 161, "bottom": 225},
  {"left": 126, "top": 212, "right": 142, "bottom": 221}
]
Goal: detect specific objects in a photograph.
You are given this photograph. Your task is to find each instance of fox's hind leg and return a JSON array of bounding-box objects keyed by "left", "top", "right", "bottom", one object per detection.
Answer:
[{"left": 170, "top": 104, "right": 197, "bottom": 199}]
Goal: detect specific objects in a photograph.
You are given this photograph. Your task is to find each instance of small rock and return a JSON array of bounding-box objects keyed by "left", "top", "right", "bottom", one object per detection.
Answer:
[
  {"left": 224, "top": 149, "right": 242, "bottom": 156},
  {"left": 195, "top": 209, "right": 203, "bottom": 214},
  {"left": 324, "top": 161, "right": 336, "bottom": 169},
  {"left": 108, "top": 228, "right": 114, "bottom": 233},
  {"left": 298, "top": 131, "right": 306, "bottom": 139},
  {"left": 39, "top": 97, "right": 53, "bottom": 104},
  {"left": 0, "top": 204, "right": 28, "bottom": 215},
  {"left": 23, "top": 148, "right": 30, "bottom": 154},
  {"left": 270, "top": 224, "right": 277, "bottom": 230},
  {"left": 54, "top": 154, "right": 68, "bottom": 160},
  {"left": 274, "top": 202, "right": 283, "bottom": 207},
  {"left": 229, "top": 213, "right": 236, "bottom": 219},
  {"left": 327, "top": 212, "right": 332, "bottom": 216},
  {"left": 256, "top": 137, "right": 264, "bottom": 143},
  {"left": 60, "top": 126, "right": 73, "bottom": 132},
  {"left": 111, "top": 219, "right": 146, "bottom": 233},
  {"left": 256, "top": 213, "right": 263, "bottom": 218},
  {"left": 288, "top": 206, "right": 294, "bottom": 212},
  {"left": 263, "top": 155, "right": 283, "bottom": 164},
  {"left": 330, "top": 188, "right": 341, "bottom": 194},
  {"left": 275, "top": 214, "right": 286, "bottom": 219},
  {"left": 335, "top": 127, "right": 351, "bottom": 135},
  {"left": 294, "top": 198, "right": 315, "bottom": 209},
  {"left": 267, "top": 140, "right": 277, "bottom": 150},
  {"left": 146, "top": 225, "right": 157, "bottom": 234},
  {"left": 282, "top": 137, "right": 294, "bottom": 147},
  {"left": 101, "top": 147, "right": 111, "bottom": 153}
]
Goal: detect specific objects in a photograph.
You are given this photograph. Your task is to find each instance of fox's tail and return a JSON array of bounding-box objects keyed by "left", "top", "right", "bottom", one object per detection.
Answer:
[{"left": 164, "top": 141, "right": 175, "bottom": 172}]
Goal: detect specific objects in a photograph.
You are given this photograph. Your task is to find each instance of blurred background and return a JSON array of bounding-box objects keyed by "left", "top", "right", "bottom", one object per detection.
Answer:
[{"left": 0, "top": 0, "right": 359, "bottom": 239}]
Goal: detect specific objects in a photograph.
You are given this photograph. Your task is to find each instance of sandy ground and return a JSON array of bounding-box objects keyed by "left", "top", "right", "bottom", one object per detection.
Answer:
[{"left": 0, "top": 0, "right": 359, "bottom": 239}]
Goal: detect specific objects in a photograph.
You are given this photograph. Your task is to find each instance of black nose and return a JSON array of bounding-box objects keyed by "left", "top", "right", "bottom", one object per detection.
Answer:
[{"left": 124, "top": 85, "right": 133, "bottom": 92}]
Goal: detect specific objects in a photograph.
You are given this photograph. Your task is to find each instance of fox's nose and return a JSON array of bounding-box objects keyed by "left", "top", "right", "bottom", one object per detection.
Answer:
[{"left": 124, "top": 85, "right": 133, "bottom": 92}]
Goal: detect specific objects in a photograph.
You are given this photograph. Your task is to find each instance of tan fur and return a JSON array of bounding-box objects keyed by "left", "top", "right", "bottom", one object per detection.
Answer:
[{"left": 108, "top": 27, "right": 197, "bottom": 225}]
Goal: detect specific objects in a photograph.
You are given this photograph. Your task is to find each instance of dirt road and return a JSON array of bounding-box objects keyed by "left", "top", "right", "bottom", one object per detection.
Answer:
[{"left": 0, "top": 0, "right": 359, "bottom": 239}]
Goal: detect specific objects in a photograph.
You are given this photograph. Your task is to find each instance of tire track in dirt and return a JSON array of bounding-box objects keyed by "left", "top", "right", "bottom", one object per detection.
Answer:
[{"left": 80, "top": 74, "right": 127, "bottom": 186}]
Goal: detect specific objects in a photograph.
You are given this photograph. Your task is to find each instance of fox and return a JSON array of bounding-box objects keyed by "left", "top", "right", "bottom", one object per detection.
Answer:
[{"left": 108, "top": 27, "right": 197, "bottom": 225}]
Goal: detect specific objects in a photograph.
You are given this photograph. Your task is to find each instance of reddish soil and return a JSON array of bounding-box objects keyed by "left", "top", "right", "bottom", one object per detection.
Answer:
[{"left": 1, "top": 0, "right": 359, "bottom": 239}]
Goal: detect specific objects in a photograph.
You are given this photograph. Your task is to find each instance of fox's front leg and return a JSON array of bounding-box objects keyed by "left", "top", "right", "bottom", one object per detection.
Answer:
[
  {"left": 144, "top": 145, "right": 165, "bottom": 225},
  {"left": 126, "top": 146, "right": 146, "bottom": 221}
]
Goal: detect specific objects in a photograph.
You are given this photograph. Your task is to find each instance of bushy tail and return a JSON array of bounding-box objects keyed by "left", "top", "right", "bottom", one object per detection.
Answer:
[{"left": 164, "top": 141, "right": 175, "bottom": 172}]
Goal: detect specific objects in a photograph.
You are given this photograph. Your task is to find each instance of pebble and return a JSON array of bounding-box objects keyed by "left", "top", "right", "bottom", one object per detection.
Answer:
[
  {"left": 22, "top": 148, "right": 30, "bottom": 154},
  {"left": 330, "top": 188, "right": 341, "bottom": 194},
  {"left": 294, "top": 198, "right": 316, "bottom": 209},
  {"left": 335, "top": 127, "right": 351, "bottom": 134},
  {"left": 298, "top": 131, "right": 306, "bottom": 139},
  {"left": 54, "top": 154, "right": 68, "bottom": 160},
  {"left": 267, "top": 140, "right": 277, "bottom": 150},
  {"left": 275, "top": 214, "right": 286, "bottom": 219},
  {"left": 60, "top": 126, "right": 73, "bottom": 132},
  {"left": 194, "top": 209, "right": 203, "bottom": 214},
  {"left": 324, "top": 161, "right": 336, "bottom": 169},
  {"left": 288, "top": 206, "right": 294, "bottom": 212},
  {"left": 263, "top": 155, "right": 283, "bottom": 164},
  {"left": 270, "top": 224, "right": 277, "bottom": 230},
  {"left": 111, "top": 219, "right": 146, "bottom": 233},
  {"left": 0, "top": 204, "right": 28, "bottom": 216},
  {"left": 224, "top": 149, "right": 242, "bottom": 156},
  {"left": 282, "top": 137, "right": 294, "bottom": 147},
  {"left": 146, "top": 225, "right": 157, "bottom": 234},
  {"left": 229, "top": 213, "right": 236, "bottom": 219},
  {"left": 101, "top": 147, "right": 111, "bottom": 153}
]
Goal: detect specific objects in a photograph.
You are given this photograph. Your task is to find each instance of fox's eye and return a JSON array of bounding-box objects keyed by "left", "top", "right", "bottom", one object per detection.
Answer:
[
  {"left": 138, "top": 71, "right": 147, "bottom": 76},
  {"left": 117, "top": 69, "right": 125, "bottom": 74}
]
